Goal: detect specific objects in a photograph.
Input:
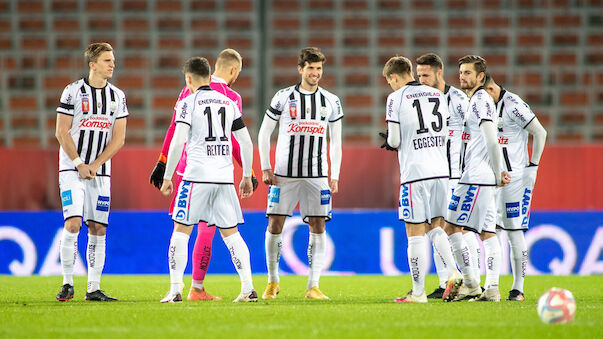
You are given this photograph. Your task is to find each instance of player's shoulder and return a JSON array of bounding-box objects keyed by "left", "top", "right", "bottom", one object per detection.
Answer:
[
  {"left": 403, "top": 82, "right": 444, "bottom": 98},
  {"left": 317, "top": 86, "right": 340, "bottom": 100},
  {"left": 448, "top": 85, "right": 468, "bottom": 100},
  {"left": 107, "top": 82, "right": 126, "bottom": 97},
  {"left": 502, "top": 89, "right": 526, "bottom": 108},
  {"left": 274, "top": 85, "right": 296, "bottom": 98},
  {"left": 63, "top": 78, "right": 84, "bottom": 92}
]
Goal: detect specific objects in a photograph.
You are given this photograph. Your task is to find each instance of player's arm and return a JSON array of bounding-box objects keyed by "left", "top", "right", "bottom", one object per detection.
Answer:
[
  {"left": 55, "top": 113, "right": 94, "bottom": 179},
  {"left": 258, "top": 114, "right": 278, "bottom": 185},
  {"left": 328, "top": 119, "right": 342, "bottom": 193},
  {"left": 160, "top": 122, "right": 189, "bottom": 196},
  {"left": 233, "top": 118, "right": 254, "bottom": 199},
  {"left": 89, "top": 117, "right": 127, "bottom": 175},
  {"left": 480, "top": 120, "right": 510, "bottom": 186},
  {"left": 523, "top": 117, "right": 547, "bottom": 187},
  {"left": 150, "top": 89, "right": 185, "bottom": 189},
  {"left": 386, "top": 122, "right": 401, "bottom": 149},
  {"left": 381, "top": 93, "right": 400, "bottom": 151}
]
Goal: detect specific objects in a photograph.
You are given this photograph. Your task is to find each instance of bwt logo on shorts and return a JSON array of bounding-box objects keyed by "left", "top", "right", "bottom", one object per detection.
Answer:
[
  {"left": 522, "top": 188, "right": 532, "bottom": 214},
  {"left": 175, "top": 210, "right": 186, "bottom": 221},
  {"left": 61, "top": 190, "right": 73, "bottom": 207},
  {"left": 506, "top": 202, "right": 520, "bottom": 218},
  {"left": 178, "top": 181, "right": 192, "bottom": 208},
  {"left": 448, "top": 194, "right": 460, "bottom": 211},
  {"left": 456, "top": 213, "right": 468, "bottom": 223},
  {"left": 320, "top": 190, "right": 330, "bottom": 205},
  {"left": 460, "top": 185, "right": 477, "bottom": 212},
  {"left": 268, "top": 186, "right": 280, "bottom": 203},
  {"left": 400, "top": 185, "right": 410, "bottom": 207},
  {"left": 96, "top": 196, "right": 110, "bottom": 212},
  {"left": 402, "top": 208, "right": 411, "bottom": 219}
]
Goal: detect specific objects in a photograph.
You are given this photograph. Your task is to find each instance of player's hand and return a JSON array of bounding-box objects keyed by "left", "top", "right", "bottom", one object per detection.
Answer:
[
  {"left": 262, "top": 169, "right": 277, "bottom": 186},
  {"left": 160, "top": 179, "right": 173, "bottom": 196},
  {"left": 76, "top": 164, "right": 94, "bottom": 180},
  {"left": 251, "top": 170, "right": 259, "bottom": 191},
  {"left": 239, "top": 177, "right": 253, "bottom": 198},
  {"left": 330, "top": 179, "right": 339, "bottom": 193},
  {"left": 498, "top": 171, "right": 511, "bottom": 187},
  {"left": 150, "top": 160, "right": 166, "bottom": 190},
  {"left": 524, "top": 163, "right": 538, "bottom": 188},
  {"left": 378, "top": 132, "right": 397, "bottom": 151}
]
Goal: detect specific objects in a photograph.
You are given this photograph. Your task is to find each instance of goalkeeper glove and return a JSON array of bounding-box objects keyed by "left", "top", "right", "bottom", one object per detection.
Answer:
[
  {"left": 150, "top": 155, "right": 166, "bottom": 190},
  {"left": 378, "top": 132, "right": 397, "bottom": 151}
]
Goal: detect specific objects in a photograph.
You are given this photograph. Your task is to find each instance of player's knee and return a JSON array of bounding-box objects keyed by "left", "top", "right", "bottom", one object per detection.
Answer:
[{"left": 64, "top": 217, "right": 82, "bottom": 233}]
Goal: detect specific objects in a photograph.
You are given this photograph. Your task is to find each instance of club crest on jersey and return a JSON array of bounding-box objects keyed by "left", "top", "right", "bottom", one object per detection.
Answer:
[
  {"left": 289, "top": 101, "right": 297, "bottom": 118},
  {"left": 320, "top": 107, "right": 328, "bottom": 118},
  {"left": 96, "top": 196, "right": 110, "bottom": 212},
  {"left": 81, "top": 93, "right": 89, "bottom": 113}
]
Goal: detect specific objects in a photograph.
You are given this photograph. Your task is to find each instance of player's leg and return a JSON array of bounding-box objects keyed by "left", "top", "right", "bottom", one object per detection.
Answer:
[
  {"left": 84, "top": 221, "right": 117, "bottom": 301},
  {"left": 425, "top": 218, "right": 457, "bottom": 299},
  {"left": 57, "top": 172, "right": 84, "bottom": 301},
  {"left": 263, "top": 215, "right": 286, "bottom": 299},
  {"left": 302, "top": 178, "right": 331, "bottom": 300},
  {"left": 306, "top": 217, "right": 328, "bottom": 299},
  {"left": 395, "top": 220, "right": 428, "bottom": 303},
  {"left": 263, "top": 178, "right": 297, "bottom": 299},
  {"left": 462, "top": 229, "right": 481, "bottom": 287},
  {"left": 220, "top": 226, "right": 257, "bottom": 302},
  {"left": 506, "top": 230, "right": 527, "bottom": 300},
  {"left": 189, "top": 222, "right": 220, "bottom": 300},
  {"left": 161, "top": 222, "right": 193, "bottom": 303}
]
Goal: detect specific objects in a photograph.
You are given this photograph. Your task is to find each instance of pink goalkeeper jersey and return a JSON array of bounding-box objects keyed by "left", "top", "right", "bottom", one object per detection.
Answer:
[{"left": 160, "top": 76, "right": 243, "bottom": 176}]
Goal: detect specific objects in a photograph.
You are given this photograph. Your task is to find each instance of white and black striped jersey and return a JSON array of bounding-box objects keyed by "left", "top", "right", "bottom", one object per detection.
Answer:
[
  {"left": 444, "top": 85, "right": 469, "bottom": 180},
  {"left": 175, "top": 86, "right": 244, "bottom": 184},
  {"left": 459, "top": 87, "right": 498, "bottom": 186},
  {"left": 266, "top": 84, "right": 343, "bottom": 178},
  {"left": 496, "top": 88, "right": 536, "bottom": 175},
  {"left": 385, "top": 81, "right": 449, "bottom": 185},
  {"left": 56, "top": 78, "right": 128, "bottom": 176}
]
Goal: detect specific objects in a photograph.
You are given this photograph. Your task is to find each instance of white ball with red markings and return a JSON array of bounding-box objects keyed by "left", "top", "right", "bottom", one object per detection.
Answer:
[{"left": 537, "top": 287, "right": 577, "bottom": 324}]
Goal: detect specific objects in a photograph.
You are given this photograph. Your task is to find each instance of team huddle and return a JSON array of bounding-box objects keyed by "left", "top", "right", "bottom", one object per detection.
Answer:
[{"left": 53, "top": 43, "right": 546, "bottom": 304}]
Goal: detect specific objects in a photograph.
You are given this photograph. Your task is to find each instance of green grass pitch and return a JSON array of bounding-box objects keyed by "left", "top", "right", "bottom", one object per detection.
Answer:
[{"left": 0, "top": 275, "right": 601, "bottom": 338}]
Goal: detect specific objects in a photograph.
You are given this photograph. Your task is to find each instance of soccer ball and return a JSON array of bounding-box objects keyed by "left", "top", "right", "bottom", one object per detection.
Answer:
[{"left": 537, "top": 287, "right": 577, "bottom": 324}]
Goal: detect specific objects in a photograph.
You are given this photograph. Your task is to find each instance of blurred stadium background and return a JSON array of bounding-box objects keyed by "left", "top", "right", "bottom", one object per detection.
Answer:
[{"left": 0, "top": 0, "right": 601, "bottom": 276}]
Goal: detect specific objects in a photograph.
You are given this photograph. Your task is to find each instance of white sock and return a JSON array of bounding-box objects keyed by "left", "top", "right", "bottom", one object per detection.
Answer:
[
  {"left": 307, "top": 232, "right": 326, "bottom": 290},
  {"left": 168, "top": 232, "right": 189, "bottom": 294},
  {"left": 60, "top": 229, "right": 79, "bottom": 286},
  {"left": 427, "top": 227, "right": 457, "bottom": 284},
  {"left": 86, "top": 234, "right": 106, "bottom": 292},
  {"left": 507, "top": 231, "right": 527, "bottom": 293},
  {"left": 448, "top": 232, "right": 476, "bottom": 286},
  {"left": 463, "top": 232, "right": 481, "bottom": 286},
  {"left": 191, "top": 282, "right": 204, "bottom": 290},
  {"left": 483, "top": 236, "right": 501, "bottom": 290},
  {"left": 265, "top": 230, "right": 282, "bottom": 284},
  {"left": 407, "top": 236, "right": 426, "bottom": 296},
  {"left": 432, "top": 247, "right": 447, "bottom": 288},
  {"left": 223, "top": 232, "right": 253, "bottom": 294}
]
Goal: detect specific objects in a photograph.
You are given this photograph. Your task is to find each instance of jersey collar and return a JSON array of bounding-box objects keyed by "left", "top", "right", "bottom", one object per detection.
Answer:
[
  {"left": 498, "top": 87, "right": 507, "bottom": 103},
  {"left": 211, "top": 75, "right": 227, "bottom": 85},
  {"left": 295, "top": 83, "right": 319, "bottom": 95},
  {"left": 196, "top": 85, "right": 212, "bottom": 91},
  {"left": 83, "top": 77, "right": 108, "bottom": 89},
  {"left": 444, "top": 84, "right": 450, "bottom": 94},
  {"left": 406, "top": 80, "right": 421, "bottom": 86}
]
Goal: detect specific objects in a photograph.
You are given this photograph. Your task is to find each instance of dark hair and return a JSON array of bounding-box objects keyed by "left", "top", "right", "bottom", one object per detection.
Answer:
[
  {"left": 416, "top": 53, "right": 443, "bottom": 70},
  {"left": 298, "top": 47, "right": 326, "bottom": 68},
  {"left": 182, "top": 57, "right": 211, "bottom": 78},
  {"left": 458, "top": 55, "right": 487, "bottom": 75},
  {"left": 382, "top": 56, "right": 412, "bottom": 77},
  {"left": 85, "top": 42, "right": 113, "bottom": 64},
  {"left": 484, "top": 72, "right": 495, "bottom": 86}
]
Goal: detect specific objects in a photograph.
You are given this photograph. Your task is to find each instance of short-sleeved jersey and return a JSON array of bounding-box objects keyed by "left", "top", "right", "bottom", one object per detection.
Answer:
[
  {"left": 266, "top": 84, "right": 343, "bottom": 178},
  {"left": 444, "top": 85, "right": 469, "bottom": 179},
  {"left": 56, "top": 78, "right": 128, "bottom": 176},
  {"left": 174, "top": 86, "right": 244, "bottom": 183},
  {"left": 386, "top": 81, "right": 449, "bottom": 185},
  {"left": 459, "top": 87, "right": 498, "bottom": 186},
  {"left": 496, "top": 88, "right": 536, "bottom": 175}
]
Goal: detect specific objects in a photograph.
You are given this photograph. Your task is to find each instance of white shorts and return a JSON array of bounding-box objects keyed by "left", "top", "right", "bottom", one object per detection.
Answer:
[
  {"left": 496, "top": 177, "right": 534, "bottom": 231},
  {"left": 446, "top": 184, "right": 496, "bottom": 234},
  {"left": 398, "top": 178, "right": 448, "bottom": 224},
  {"left": 59, "top": 171, "right": 111, "bottom": 225},
  {"left": 266, "top": 177, "right": 332, "bottom": 223},
  {"left": 172, "top": 181, "right": 243, "bottom": 228},
  {"left": 447, "top": 178, "right": 459, "bottom": 205}
]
